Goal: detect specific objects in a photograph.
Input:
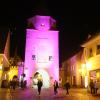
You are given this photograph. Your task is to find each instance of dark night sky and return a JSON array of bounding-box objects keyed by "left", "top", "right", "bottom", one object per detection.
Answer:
[{"left": 0, "top": 0, "right": 100, "bottom": 65}]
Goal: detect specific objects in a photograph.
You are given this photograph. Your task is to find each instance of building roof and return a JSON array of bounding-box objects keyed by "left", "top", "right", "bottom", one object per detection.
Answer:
[
  {"left": 0, "top": 27, "right": 9, "bottom": 53},
  {"left": 81, "top": 32, "right": 100, "bottom": 47},
  {"left": 27, "top": 15, "right": 56, "bottom": 30}
]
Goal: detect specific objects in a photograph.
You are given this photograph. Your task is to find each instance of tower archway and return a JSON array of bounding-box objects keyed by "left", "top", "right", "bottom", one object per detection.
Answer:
[{"left": 33, "top": 69, "right": 50, "bottom": 88}]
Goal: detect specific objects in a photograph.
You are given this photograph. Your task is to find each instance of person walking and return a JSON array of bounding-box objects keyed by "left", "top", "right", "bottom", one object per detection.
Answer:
[
  {"left": 12, "top": 76, "right": 17, "bottom": 90},
  {"left": 89, "top": 80, "right": 94, "bottom": 94},
  {"left": 20, "top": 79, "right": 24, "bottom": 89},
  {"left": 64, "top": 80, "right": 70, "bottom": 94},
  {"left": 94, "top": 81, "right": 98, "bottom": 94},
  {"left": 9, "top": 80, "right": 13, "bottom": 89},
  {"left": 54, "top": 80, "right": 59, "bottom": 95},
  {"left": 37, "top": 79, "right": 43, "bottom": 95}
]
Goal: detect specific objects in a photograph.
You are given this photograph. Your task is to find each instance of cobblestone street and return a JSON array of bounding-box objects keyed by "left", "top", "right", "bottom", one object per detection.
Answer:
[{"left": 0, "top": 87, "right": 100, "bottom": 100}]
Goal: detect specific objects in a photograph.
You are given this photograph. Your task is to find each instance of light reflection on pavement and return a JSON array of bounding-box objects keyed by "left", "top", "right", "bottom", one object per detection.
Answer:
[{"left": 0, "top": 88, "right": 100, "bottom": 100}]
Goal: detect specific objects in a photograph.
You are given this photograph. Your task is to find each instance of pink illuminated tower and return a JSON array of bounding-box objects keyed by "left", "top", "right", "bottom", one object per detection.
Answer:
[{"left": 24, "top": 15, "right": 59, "bottom": 88}]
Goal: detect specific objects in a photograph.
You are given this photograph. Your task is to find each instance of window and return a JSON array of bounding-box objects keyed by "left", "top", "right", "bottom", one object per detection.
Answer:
[
  {"left": 49, "top": 56, "right": 53, "bottom": 61},
  {"left": 96, "top": 45, "right": 100, "bottom": 55},
  {"left": 32, "top": 55, "right": 36, "bottom": 60},
  {"left": 89, "top": 48, "right": 93, "bottom": 57}
]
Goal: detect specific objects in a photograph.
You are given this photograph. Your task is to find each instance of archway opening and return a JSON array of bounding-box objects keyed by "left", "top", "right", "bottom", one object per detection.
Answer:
[{"left": 33, "top": 69, "right": 50, "bottom": 88}]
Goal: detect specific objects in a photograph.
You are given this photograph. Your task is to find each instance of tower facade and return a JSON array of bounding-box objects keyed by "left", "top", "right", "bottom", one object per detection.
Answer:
[{"left": 24, "top": 15, "right": 59, "bottom": 88}]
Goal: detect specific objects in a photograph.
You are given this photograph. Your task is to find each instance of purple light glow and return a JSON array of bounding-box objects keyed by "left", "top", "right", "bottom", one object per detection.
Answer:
[{"left": 24, "top": 15, "right": 59, "bottom": 88}]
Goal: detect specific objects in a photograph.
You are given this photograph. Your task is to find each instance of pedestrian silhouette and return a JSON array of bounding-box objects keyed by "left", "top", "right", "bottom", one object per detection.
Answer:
[
  {"left": 64, "top": 80, "right": 70, "bottom": 94},
  {"left": 89, "top": 80, "right": 94, "bottom": 94},
  {"left": 37, "top": 79, "right": 43, "bottom": 95},
  {"left": 9, "top": 80, "right": 13, "bottom": 89},
  {"left": 12, "top": 75, "right": 18, "bottom": 90},
  {"left": 54, "top": 80, "right": 59, "bottom": 95},
  {"left": 94, "top": 81, "right": 98, "bottom": 94}
]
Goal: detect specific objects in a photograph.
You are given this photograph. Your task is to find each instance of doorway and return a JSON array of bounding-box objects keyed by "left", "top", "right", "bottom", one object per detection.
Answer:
[{"left": 33, "top": 69, "right": 50, "bottom": 88}]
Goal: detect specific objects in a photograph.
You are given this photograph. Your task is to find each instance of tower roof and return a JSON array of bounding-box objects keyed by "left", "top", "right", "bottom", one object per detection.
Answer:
[{"left": 27, "top": 15, "right": 56, "bottom": 30}]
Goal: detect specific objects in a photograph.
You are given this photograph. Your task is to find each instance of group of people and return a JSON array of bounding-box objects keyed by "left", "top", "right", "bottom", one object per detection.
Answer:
[
  {"left": 36, "top": 79, "right": 70, "bottom": 96},
  {"left": 53, "top": 80, "right": 70, "bottom": 95},
  {"left": 9, "top": 75, "right": 27, "bottom": 90},
  {"left": 9, "top": 76, "right": 19, "bottom": 90},
  {"left": 9, "top": 74, "right": 70, "bottom": 95},
  {"left": 89, "top": 80, "right": 98, "bottom": 94}
]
